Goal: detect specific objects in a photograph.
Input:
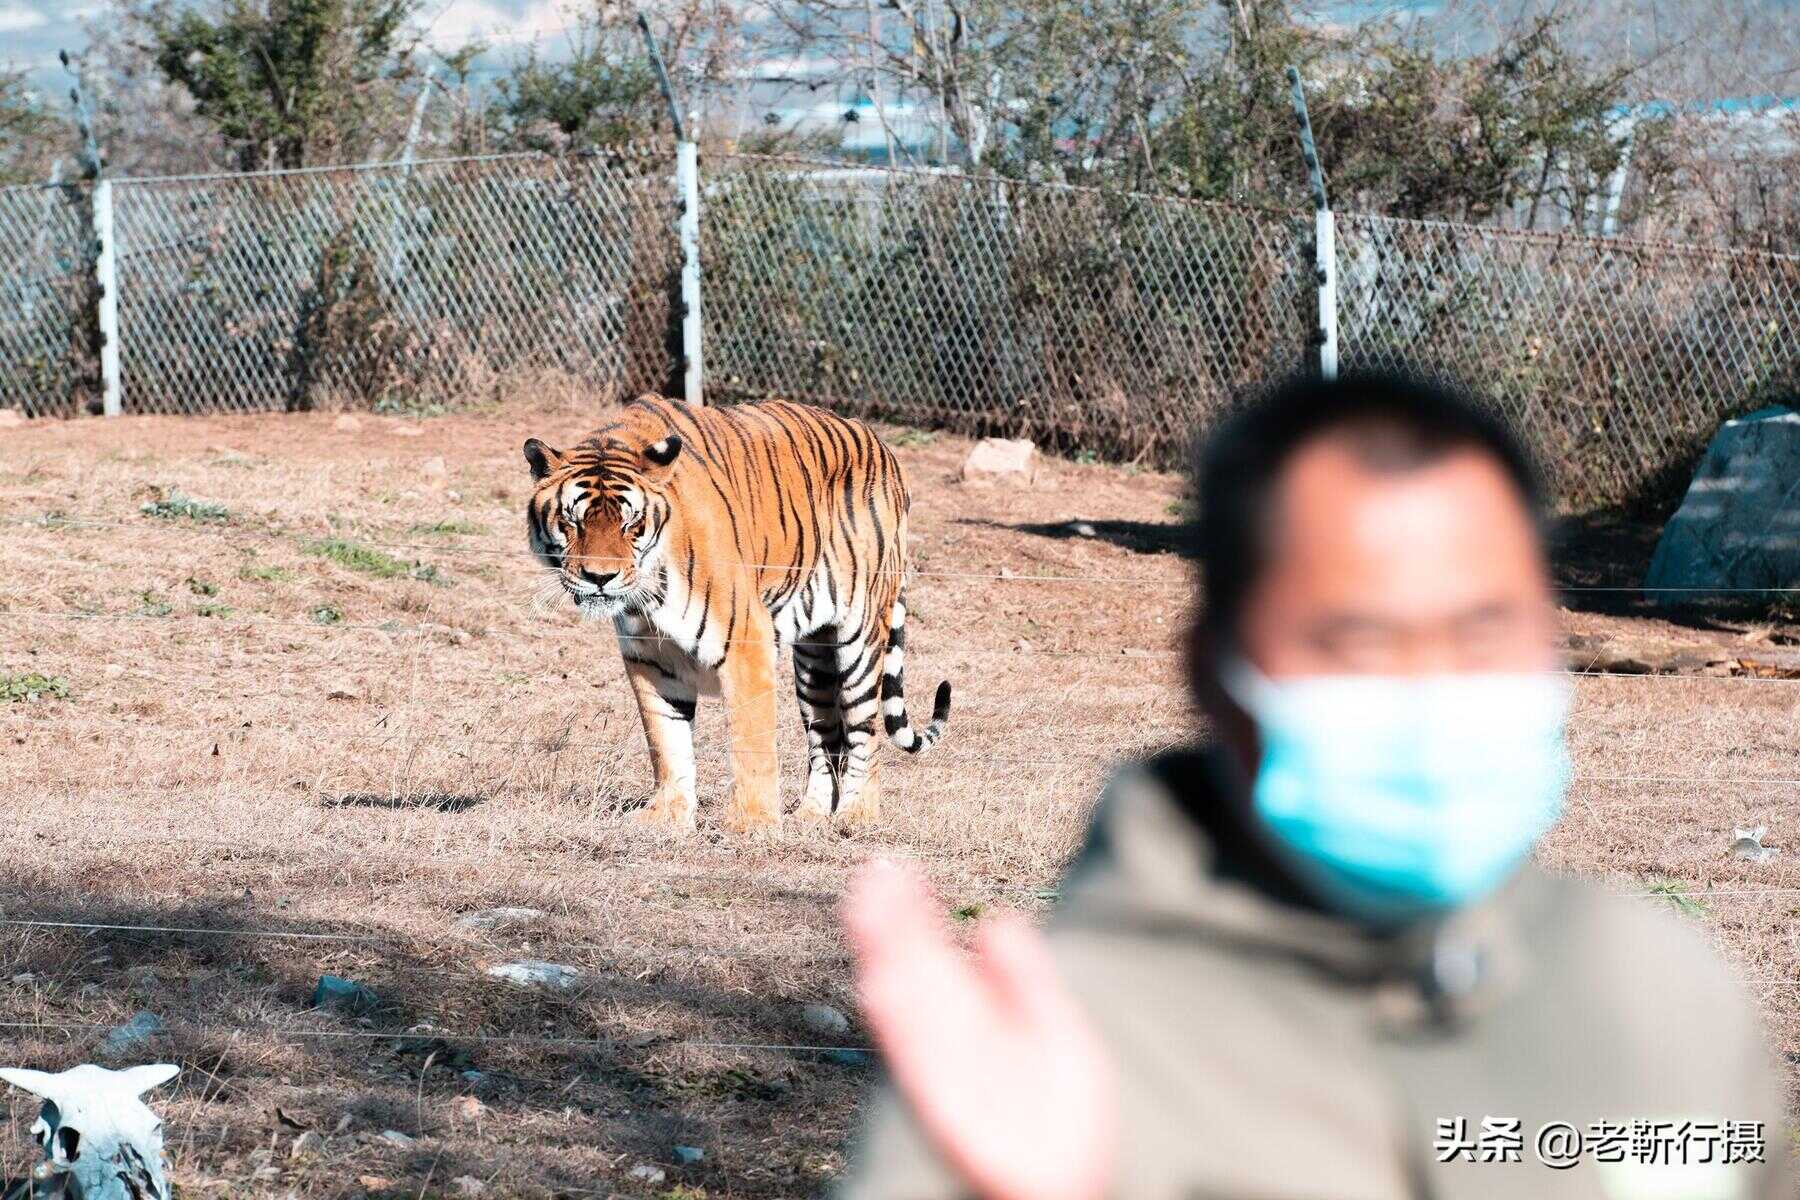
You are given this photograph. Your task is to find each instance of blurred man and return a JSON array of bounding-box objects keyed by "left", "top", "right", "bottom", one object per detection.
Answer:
[{"left": 837, "top": 371, "right": 1791, "bottom": 1200}]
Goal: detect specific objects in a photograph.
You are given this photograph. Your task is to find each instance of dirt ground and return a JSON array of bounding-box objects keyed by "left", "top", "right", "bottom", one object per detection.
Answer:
[{"left": 1, "top": 397, "right": 1798, "bottom": 1198}]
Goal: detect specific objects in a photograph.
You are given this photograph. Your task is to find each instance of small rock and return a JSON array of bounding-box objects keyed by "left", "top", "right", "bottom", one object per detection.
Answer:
[
  {"left": 290, "top": 1130, "right": 324, "bottom": 1159},
  {"left": 628, "top": 1164, "right": 666, "bottom": 1185},
  {"left": 104, "top": 663, "right": 125, "bottom": 678},
  {"left": 460, "top": 1069, "right": 486, "bottom": 1085},
  {"left": 388, "top": 422, "right": 424, "bottom": 438},
  {"left": 800, "top": 1002, "right": 850, "bottom": 1036},
  {"left": 379, "top": 1129, "right": 416, "bottom": 1148},
  {"left": 0, "top": 409, "right": 24, "bottom": 427},
  {"left": 101, "top": 1010, "right": 167, "bottom": 1056},
  {"left": 824, "top": 1048, "right": 872, "bottom": 1068},
  {"left": 455, "top": 907, "right": 544, "bottom": 933},
  {"left": 312, "top": 975, "right": 380, "bottom": 1016},
  {"left": 1732, "top": 826, "right": 1780, "bottom": 863},
  {"left": 421, "top": 456, "right": 447, "bottom": 480},
  {"left": 451, "top": 1177, "right": 486, "bottom": 1197},
  {"left": 332, "top": 414, "right": 362, "bottom": 432},
  {"left": 960, "top": 437, "right": 1038, "bottom": 486},
  {"left": 673, "top": 1145, "right": 705, "bottom": 1165},
  {"left": 486, "top": 960, "right": 581, "bottom": 991},
  {"left": 1070, "top": 521, "right": 1097, "bottom": 537}
]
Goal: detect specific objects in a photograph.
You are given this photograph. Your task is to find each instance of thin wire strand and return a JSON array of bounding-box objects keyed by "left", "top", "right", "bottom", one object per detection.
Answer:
[
  {"left": 0, "top": 918, "right": 401, "bottom": 943},
  {"left": 9, "top": 520, "right": 1190, "bottom": 586},
  {"left": 5, "top": 712, "right": 1796, "bottom": 783},
  {"left": 0, "top": 608, "right": 1177, "bottom": 659},
  {"left": 0, "top": 1019, "right": 871, "bottom": 1056},
  {"left": 8, "top": 887, "right": 1800, "bottom": 964},
  {"left": 10, "top": 516, "right": 1800, "bottom": 592},
  {"left": 8, "top": 608, "right": 1800, "bottom": 682}
]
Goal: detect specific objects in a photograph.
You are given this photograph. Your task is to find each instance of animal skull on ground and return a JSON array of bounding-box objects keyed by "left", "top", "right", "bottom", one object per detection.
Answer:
[{"left": 0, "top": 1064, "right": 178, "bottom": 1200}]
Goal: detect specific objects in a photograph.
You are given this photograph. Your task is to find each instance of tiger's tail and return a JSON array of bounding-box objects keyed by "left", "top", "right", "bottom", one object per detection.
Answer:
[{"left": 881, "top": 592, "right": 951, "bottom": 754}]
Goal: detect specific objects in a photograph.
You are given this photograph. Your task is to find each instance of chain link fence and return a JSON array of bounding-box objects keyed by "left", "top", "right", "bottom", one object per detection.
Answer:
[
  {"left": 3, "top": 149, "right": 1798, "bottom": 511},
  {"left": 105, "top": 151, "right": 671, "bottom": 418},
  {"left": 117, "top": 151, "right": 676, "bottom": 415},
  {"left": 702, "top": 157, "right": 1312, "bottom": 464},
  {"left": 1336, "top": 214, "right": 1800, "bottom": 508},
  {"left": 0, "top": 182, "right": 94, "bottom": 418}
]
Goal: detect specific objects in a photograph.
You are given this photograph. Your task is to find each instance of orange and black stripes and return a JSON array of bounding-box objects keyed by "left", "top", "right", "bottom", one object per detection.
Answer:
[{"left": 523, "top": 395, "right": 951, "bottom": 830}]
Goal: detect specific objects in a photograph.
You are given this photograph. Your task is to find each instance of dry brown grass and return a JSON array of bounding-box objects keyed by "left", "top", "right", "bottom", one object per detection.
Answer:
[{"left": 1, "top": 398, "right": 1797, "bottom": 1197}]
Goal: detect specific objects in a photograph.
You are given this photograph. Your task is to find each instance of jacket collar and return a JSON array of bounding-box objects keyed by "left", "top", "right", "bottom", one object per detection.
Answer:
[{"left": 1056, "top": 746, "right": 1556, "bottom": 1028}]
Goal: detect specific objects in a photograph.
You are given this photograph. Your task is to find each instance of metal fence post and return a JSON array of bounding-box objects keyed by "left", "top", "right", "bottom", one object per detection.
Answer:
[
  {"left": 92, "top": 179, "right": 122, "bottom": 416},
  {"left": 638, "top": 12, "right": 704, "bottom": 405},
  {"left": 1286, "top": 66, "right": 1336, "bottom": 380},
  {"left": 1314, "top": 206, "right": 1337, "bottom": 381},
  {"left": 64, "top": 49, "right": 122, "bottom": 415},
  {"left": 676, "top": 135, "right": 705, "bottom": 406},
  {"left": 385, "top": 62, "right": 438, "bottom": 288}
]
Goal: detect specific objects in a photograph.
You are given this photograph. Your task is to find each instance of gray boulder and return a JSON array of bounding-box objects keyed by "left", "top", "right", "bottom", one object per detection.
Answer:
[{"left": 1645, "top": 406, "right": 1800, "bottom": 601}]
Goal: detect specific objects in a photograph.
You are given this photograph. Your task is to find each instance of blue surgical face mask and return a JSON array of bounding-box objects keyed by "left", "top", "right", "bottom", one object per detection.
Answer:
[{"left": 1220, "top": 659, "right": 1572, "bottom": 925}]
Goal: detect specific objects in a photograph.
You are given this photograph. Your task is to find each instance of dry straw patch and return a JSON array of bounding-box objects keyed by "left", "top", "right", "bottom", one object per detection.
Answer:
[{"left": 0, "top": 396, "right": 1796, "bottom": 1195}]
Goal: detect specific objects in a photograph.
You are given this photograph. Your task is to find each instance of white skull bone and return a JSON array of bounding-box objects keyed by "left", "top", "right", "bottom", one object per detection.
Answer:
[{"left": 0, "top": 1063, "right": 178, "bottom": 1200}]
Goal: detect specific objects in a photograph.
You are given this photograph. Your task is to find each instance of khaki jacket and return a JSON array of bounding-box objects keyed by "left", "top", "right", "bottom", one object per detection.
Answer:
[{"left": 839, "top": 748, "right": 1792, "bottom": 1200}]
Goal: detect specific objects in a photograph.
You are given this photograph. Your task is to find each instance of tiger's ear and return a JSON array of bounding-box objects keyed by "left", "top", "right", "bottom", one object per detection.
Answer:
[
  {"left": 644, "top": 434, "right": 683, "bottom": 471},
  {"left": 523, "top": 438, "right": 564, "bottom": 481}
]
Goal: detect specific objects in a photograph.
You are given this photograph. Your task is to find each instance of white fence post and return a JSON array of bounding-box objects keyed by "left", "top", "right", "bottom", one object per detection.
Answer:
[
  {"left": 92, "top": 179, "right": 122, "bottom": 416},
  {"left": 64, "top": 49, "right": 122, "bottom": 415},
  {"left": 638, "top": 14, "right": 705, "bottom": 405},
  {"left": 1286, "top": 66, "right": 1337, "bottom": 381},
  {"left": 676, "top": 136, "right": 705, "bottom": 406},
  {"left": 1314, "top": 206, "right": 1337, "bottom": 381}
]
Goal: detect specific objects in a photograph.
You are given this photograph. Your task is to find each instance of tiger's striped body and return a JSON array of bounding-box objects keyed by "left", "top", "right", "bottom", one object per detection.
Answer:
[{"left": 524, "top": 395, "right": 950, "bottom": 832}]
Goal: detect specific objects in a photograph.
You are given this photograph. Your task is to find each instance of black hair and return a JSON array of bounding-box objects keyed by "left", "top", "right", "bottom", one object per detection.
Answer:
[{"left": 1190, "top": 367, "right": 1545, "bottom": 636}]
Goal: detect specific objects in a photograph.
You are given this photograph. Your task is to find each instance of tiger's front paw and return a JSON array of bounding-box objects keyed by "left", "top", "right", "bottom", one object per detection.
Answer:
[
  {"left": 792, "top": 773, "right": 838, "bottom": 826},
  {"left": 833, "top": 782, "right": 882, "bottom": 830},
  {"left": 724, "top": 779, "right": 782, "bottom": 835},
  {"left": 632, "top": 786, "right": 697, "bottom": 835}
]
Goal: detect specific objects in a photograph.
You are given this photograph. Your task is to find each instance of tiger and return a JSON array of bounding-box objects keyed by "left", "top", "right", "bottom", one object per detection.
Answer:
[{"left": 523, "top": 394, "right": 951, "bottom": 833}]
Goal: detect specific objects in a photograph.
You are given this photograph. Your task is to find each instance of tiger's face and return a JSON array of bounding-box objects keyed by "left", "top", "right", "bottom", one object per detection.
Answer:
[{"left": 523, "top": 433, "right": 683, "bottom": 618}]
